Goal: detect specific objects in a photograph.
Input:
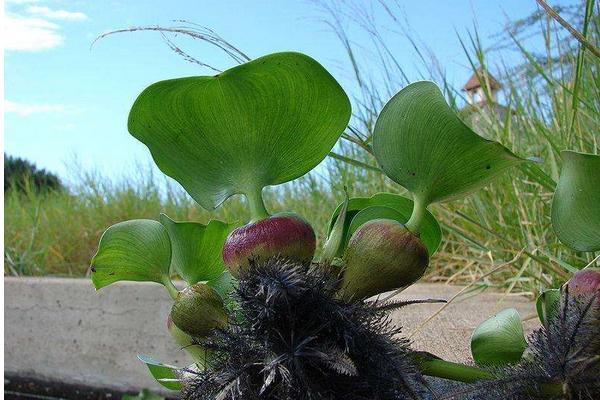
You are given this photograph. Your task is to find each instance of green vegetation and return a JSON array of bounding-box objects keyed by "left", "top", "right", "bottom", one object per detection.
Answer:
[
  {"left": 4, "top": 153, "right": 62, "bottom": 193},
  {"left": 3, "top": 169, "right": 338, "bottom": 277},
  {"left": 9, "top": 3, "right": 598, "bottom": 395},
  {"left": 128, "top": 52, "right": 351, "bottom": 214},
  {"left": 4, "top": 2, "right": 598, "bottom": 298}
]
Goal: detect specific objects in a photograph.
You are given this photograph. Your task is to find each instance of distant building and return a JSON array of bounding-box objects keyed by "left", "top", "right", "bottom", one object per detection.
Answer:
[
  {"left": 463, "top": 67, "right": 501, "bottom": 105},
  {"left": 460, "top": 68, "right": 509, "bottom": 130}
]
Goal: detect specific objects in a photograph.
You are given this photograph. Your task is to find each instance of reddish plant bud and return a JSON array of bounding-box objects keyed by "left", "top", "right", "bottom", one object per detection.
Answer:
[
  {"left": 567, "top": 268, "right": 600, "bottom": 300},
  {"left": 222, "top": 214, "right": 316, "bottom": 277},
  {"left": 170, "top": 283, "right": 227, "bottom": 337},
  {"left": 340, "top": 219, "right": 429, "bottom": 300}
]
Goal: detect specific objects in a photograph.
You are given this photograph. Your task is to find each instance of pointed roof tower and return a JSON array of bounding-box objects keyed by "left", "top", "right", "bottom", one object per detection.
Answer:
[
  {"left": 463, "top": 67, "right": 501, "bottom": 105},
  {"left": 463, "top": 67, "right": 501, "bottom": 92}
]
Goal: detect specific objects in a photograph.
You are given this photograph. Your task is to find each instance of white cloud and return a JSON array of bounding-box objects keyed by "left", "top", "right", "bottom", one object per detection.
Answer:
[
  {"left": 5, "top": 100, "right": 67, "bottom": 117},
  {"left": 4, "top": 14, "right": 63, "bottom": 51},
  {"left": 5, "top": 0, "right": 41, "bottom": 4},
  {"left": 26, "top": 6, "right": 88, "bottom": 21},
  {"left": 5, "top": 3, "right": 88, "bottom": 52}
]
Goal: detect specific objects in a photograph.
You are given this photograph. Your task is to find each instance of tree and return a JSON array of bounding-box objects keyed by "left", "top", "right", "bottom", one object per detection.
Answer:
[{"left": 4, "top": 153, "right": 62, "bottom": 193}]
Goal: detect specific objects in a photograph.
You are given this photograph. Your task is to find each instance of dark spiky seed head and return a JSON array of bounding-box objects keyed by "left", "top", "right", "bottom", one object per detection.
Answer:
[
  {"left": 464, "top": 288, "right": 600, "bottom": 400},
  {"left": 181, "top": 257, "right": 427, "bottom": 400}
]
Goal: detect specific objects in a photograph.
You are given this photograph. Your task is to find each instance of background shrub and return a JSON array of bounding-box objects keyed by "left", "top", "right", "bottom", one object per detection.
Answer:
[{"left": 4, "top": 153, "right": 62, "bottom": 194}]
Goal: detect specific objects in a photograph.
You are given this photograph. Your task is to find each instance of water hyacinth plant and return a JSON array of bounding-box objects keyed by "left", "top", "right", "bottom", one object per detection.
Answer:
[{"left": 91, "top": 47, "right": 600, "bottom": 399}]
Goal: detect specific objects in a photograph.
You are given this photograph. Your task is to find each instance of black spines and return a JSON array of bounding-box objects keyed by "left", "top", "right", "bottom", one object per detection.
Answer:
[
  {"left": 463, "top": 288, "right": 600, "bottom": 400},
  {"left": 181, "top": 257, "right": 427, "bottom": 400}
]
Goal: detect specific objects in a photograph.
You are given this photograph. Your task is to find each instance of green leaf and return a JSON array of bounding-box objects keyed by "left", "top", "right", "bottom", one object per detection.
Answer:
[
  {"left": 373, "top": 81, "right": 525, "bottom": 205},
  {"left": 138, "top": 355, "right": 182, "bottom": 391},
  {"left": 167, "top": 315, "right": 209, "bottom": 367},
  {"left": 470, "top": 308, "right": 527, "bottom": 366},
  {"left": 536, "top": 289, "right": 561, "bottom": 326},
  {"left": 327, "top": 192, "right": 441, "bottom": 256},
  {"left": 207, "top": 270, "right": 236, "bottom": 300},
  {"left": 159, "top": 214, "right": 234, "bottom": 285},
  {"left": 348, "top": 206, "right": 405, "bottom": 237},
  {"left": 551, "top": 151, "right": 600, "bottom": 252},
  {"left": 321, "top": 192, "right": 348, "bottom": 265},
  {"left": 91, "top": 220, "right": 171, "bottom": 290},
  {"left": 129, "top": 52, "right": 351, "bottom": 210}
]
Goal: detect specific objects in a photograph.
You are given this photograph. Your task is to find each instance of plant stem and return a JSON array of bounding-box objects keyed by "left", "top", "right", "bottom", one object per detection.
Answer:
[
  {"left": 246, "top": 187, "right": 269, "bottom": 222},
  {"left": 405, "top": 195, "right": 427, "bottom": 235},
  {"left": 418, "top": 356, "right": 564, "bottom": 396},
  {"left": 419, "top": 358, "right": 494, "bottom": 383},
  {"left": 535, "top": 0, "right": 600, "bottom": 59},
  {"left": 163, "top": 278, "right": 179, "bottom": 301}
]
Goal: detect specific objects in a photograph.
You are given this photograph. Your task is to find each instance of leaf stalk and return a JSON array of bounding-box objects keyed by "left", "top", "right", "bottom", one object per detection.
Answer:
[
  {"left": 246, "top": 188, "right": 269, "bottom": 222},
  {"left": 418, "top": 357, "right": 494, "bottom": 383},
  {"left": 163, "top": 278, "right": 179, "bottom": 301},
  {"left": 405, "top": 195, "right": 427, "bottom": 235},
  {"left": 417, "top": 355, "right": 564, "bottom": 396}
]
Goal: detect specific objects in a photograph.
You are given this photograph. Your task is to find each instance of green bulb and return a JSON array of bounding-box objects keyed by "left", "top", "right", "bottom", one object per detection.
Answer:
[
  {"left": 170, "top": 283, "right": 228, "bottom": 337},
  {"left": 340, "top": 219, "right": 429, "bottom": 300}
]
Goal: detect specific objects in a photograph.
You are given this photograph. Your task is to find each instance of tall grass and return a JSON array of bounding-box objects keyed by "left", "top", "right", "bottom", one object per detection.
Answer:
[
  {"left": 316, "top": 0, "right": 599, "bottom": 296},
  {"left": 3, "top": 165, "right": 345, "bottom": 277},
  {"left": 4, "top": 1, "right": 599, "bottom": 297}
]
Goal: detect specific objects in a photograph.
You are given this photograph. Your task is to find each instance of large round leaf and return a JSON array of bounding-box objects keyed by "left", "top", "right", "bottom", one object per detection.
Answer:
[
  {"left": 470, "top": 308, "right": 527, "bottom": 366},
  {"left": 91, "top": 220, "right": 171, "bottom": 289},
  {"left": 159, "top": 214, "right": 234, "bottom": 285},
  {"left": 551, "top": 151, "right": 600, "bottom": 252},
  {"left": 327, "top": 192, "right": 441, "bottom": 256},
  {"left": 373, "top": 81, "right": 525, "bottom": 205},
  {"left": 129, "top": 52, "right": 351, "bottom": 210}
]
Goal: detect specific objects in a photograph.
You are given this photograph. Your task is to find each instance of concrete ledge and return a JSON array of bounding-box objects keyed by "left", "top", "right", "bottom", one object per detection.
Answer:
[
  {"left": 392, "top": 284, "right": 537, "bottom": 363},
  {"left": 5, "top": 277, "right": 185, "bottom": 395},
  {"left": 4, "top": 277, "right": 537, "bottom": 394}
]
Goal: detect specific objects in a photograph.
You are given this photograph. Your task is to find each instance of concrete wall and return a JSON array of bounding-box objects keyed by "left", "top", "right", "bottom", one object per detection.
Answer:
[
  {"left": 4, "top": 277, "right": 188, "bottom": 395},
  {"left": 4, "top": 277, "right": 538, "bottom": 394}
]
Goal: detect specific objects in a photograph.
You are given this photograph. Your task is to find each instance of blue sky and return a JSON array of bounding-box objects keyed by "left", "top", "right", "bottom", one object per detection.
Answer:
[{"left": 4, "top": 0, "right": 571, "bottom": 183}]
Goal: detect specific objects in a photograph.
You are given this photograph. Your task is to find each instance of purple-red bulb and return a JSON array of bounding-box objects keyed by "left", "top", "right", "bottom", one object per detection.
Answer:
[
  {"left": 567, "top": 268, "right": 600, "bottom": 301},
  {"left": 222, "top": 214, "right": 316, "bottom": 277}
]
